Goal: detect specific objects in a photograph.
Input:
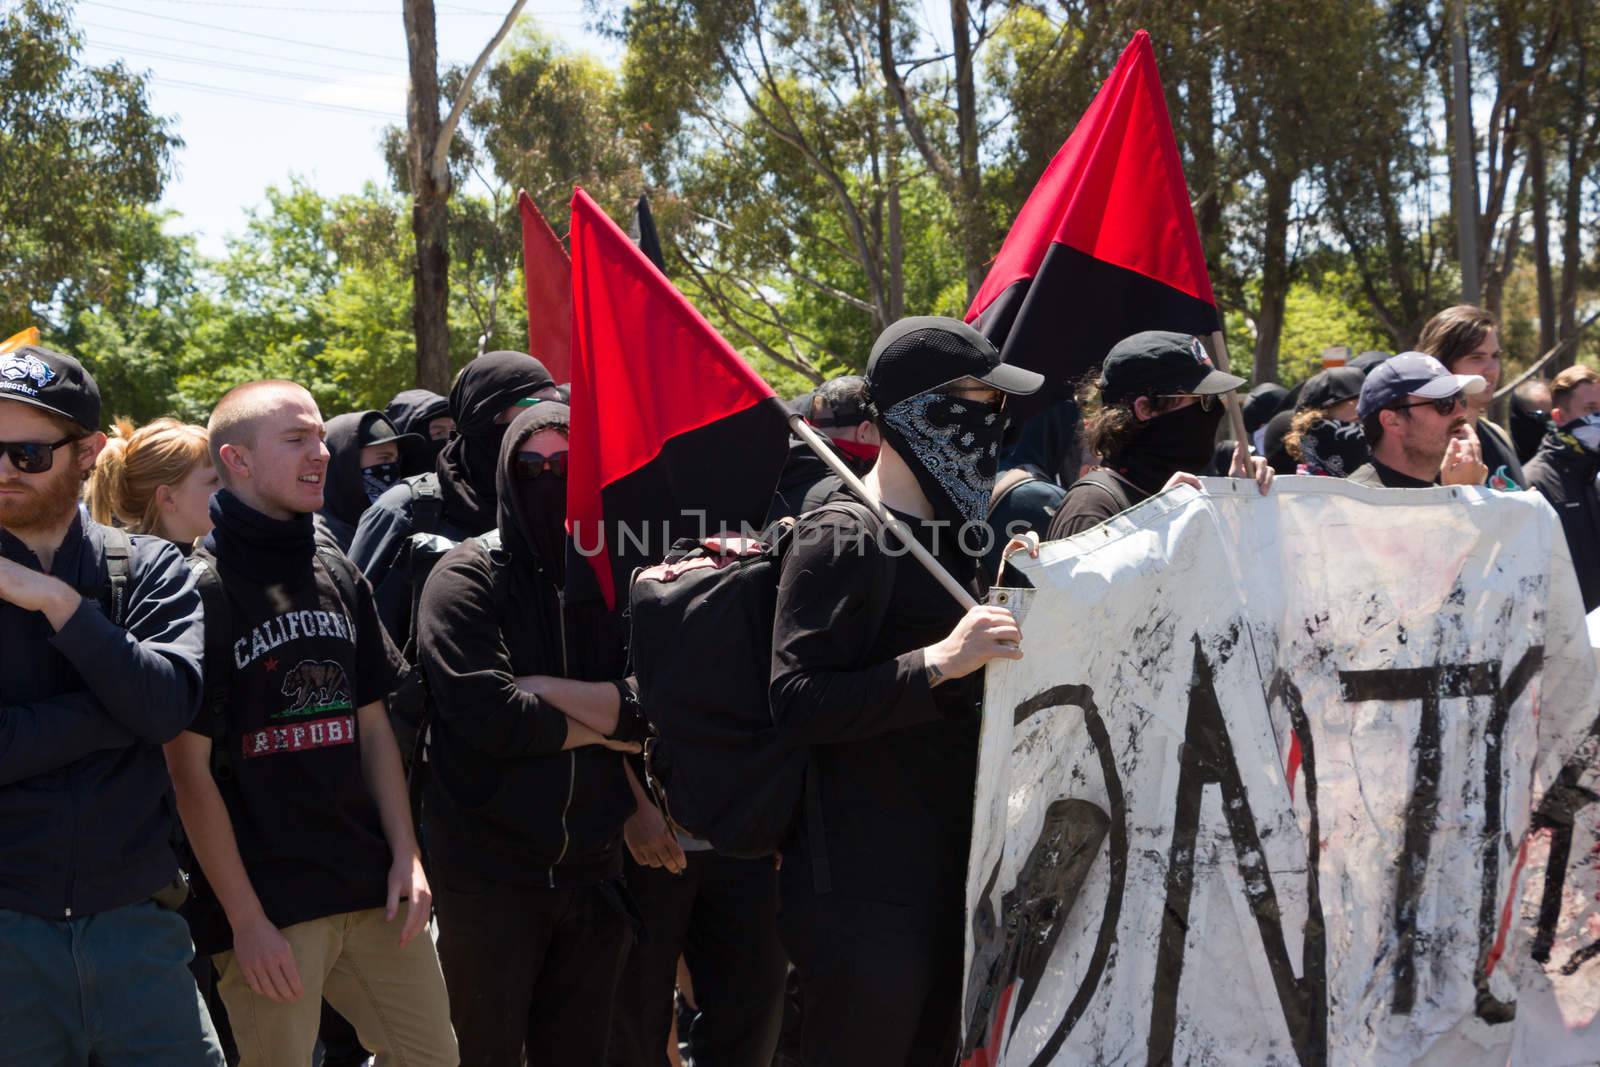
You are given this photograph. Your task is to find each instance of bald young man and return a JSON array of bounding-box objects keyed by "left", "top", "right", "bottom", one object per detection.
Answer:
[{"left": 165, "top": 381, "right": 458, "bottom": 1067}]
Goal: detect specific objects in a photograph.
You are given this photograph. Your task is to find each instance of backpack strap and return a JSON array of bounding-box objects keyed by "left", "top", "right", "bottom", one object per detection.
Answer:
[
  {"left": 314, "top": 545, "right": 363, "bottom": 616},
  {"left": 408, "top": 473, "right": 444, "bottom": 537},
  {"left": 100, "top": 526, "right": 132, "bottom": 628},
  {"left": 187, "top": 551, "right": 236, "bottom": 782}
]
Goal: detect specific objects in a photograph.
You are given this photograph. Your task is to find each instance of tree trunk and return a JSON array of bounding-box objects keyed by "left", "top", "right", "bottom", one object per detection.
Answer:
[
  {"left": 950, "top": 0, "right": 987, "bottom": 300},
  {"left": 404, "top": 0, "right": 451, "bottom": 393},
  {"left": 1448, "top": 0, "right": 1481, "bottom": 305},
  {"left": 885, "top": 111, "right": 905, "bottom": 321},
  {"left": 1252, "top": 172, "right": 1292, "bottom": 384},
  {"left": 1529, "top": 134, "right": 1557, "bottom": 356}
]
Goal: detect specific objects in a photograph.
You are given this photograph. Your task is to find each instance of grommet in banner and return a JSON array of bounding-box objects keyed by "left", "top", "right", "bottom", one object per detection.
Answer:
[{"left": 996, "top": 592, "right": 1010, "bottom": 605}]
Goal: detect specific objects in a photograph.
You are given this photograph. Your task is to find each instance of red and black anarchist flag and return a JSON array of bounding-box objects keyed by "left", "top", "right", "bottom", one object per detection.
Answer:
[
  {"left": 966, "top": 30, "right": 1218, "bottom": 418},
  {"left": 566, "top": 187, "right": 789, "bottom": 609},
  {"left": 518, "top": 189, "right": 573, "bottom": 383}
]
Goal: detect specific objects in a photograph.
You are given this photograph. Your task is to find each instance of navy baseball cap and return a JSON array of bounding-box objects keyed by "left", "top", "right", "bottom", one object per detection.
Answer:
[
  {"left": 1356, "top": 352, "right": 1486, "bottom": 418},
  {"left": 1099, "top": 331, "right": 1246, "bottom": 406}
]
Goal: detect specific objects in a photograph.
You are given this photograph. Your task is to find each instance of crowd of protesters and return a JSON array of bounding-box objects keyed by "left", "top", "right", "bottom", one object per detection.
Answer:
[{"left": 2, "top": 299, "right": 1595, "bottom": 1067}]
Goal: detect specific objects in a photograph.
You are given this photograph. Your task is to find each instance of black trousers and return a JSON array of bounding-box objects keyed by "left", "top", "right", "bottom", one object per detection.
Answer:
[
  {"left": 610, "top": 851, "right": 788, "bottom": 1067},
  {"left": 777, "top": 879, "right": 962, "bottom": 1067},
  {"left": 434, "top": 875, "right": 635, "bottom": 1067}
]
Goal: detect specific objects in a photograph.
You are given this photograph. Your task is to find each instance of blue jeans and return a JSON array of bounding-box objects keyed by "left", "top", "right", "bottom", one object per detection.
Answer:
[{"left": 0, "top": 900, "right": 225, "bottom": 1066}]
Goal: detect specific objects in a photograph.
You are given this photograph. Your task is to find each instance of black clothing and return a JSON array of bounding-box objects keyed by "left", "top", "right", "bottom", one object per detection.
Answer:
[
  {"left": 317, "top": 411, "right": 428, "bottom": 553},
  {"left": 1510, "top": 393, "right": 1552, "bottom": 465},
  {"left": 434, "top": 876, "right": 634, "bottom": 1067},
  {"left": 610, "top": 853, "right": 787, "bottom": 1067},
  {"left": 350, "top": 353, "right": 553, "bottom": 640},
  {"left": 1345, "top": 457, "right": 1436, "bottom": 489},
  {"left": 385, "top": 389, "right": 449, "bottom": 439},
  {"left": 185, "top": 496, "right": 406, "bottom": 954},
  {"left": 1524, "top": 433, "right": 1600, "bottom": 611},
  {"left": 764, "top": 435, "right": 872, "bottom": 525},
  {"left": 1048, "top": 468, "right": 1149, "bottom": 539},
  {"left": 1262, "top": 408, "right": 1298, "bottom": 474},
  {"left": 1001, "top": 397, "right": 1081, "bottom": 485},
  {"left": 206, "top": 489, "right": 315, "bottom": 586},
  {"left": 0, "top": 515, "right": 203, "bottom": 919},
  {"left": 1474, "top": 418, "right": 1526, "bottom": 489},
  {"left": 985, "top": 467, "right": 1067, "bottom": 577},
  {"left": 418, "top": 403, "right": 632, "bottom": 889}
]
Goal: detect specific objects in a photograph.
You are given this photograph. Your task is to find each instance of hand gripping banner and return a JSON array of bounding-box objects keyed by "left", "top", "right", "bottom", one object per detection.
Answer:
[{"left": 964, "top": 479, "right": 1600, "bottom": 1066}]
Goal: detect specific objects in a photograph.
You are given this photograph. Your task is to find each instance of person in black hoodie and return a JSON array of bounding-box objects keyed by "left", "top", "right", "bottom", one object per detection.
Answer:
[
  {"left": 385, "top": 389, "right": 453, "bottom": 465},
  {"left": 0, "top": 342, "right": 223, "bottom": 1064},
  {"left": 350, "top": 352, "right": 559, "bottom": 641},
  {"left": 315, "top": 411, "right": 428, "bottom": 553},
  {"left": 770, "top": 317, "right": 1038, "bottom": 1066},
  {"left": 416, "top": 401, "right": 644, "bottom": 1067},
  {"left": 1523, "top": 367, "right": 1600, "bottom": 611},
  {"left": 765, "top": 375, "right": 880, "bottom": 523}
]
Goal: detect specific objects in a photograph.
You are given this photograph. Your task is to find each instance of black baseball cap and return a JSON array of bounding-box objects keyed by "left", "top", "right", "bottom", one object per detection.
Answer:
[
  {"left": 1298, "top": 366, "right": 1364, "bottom": 412},
  {"left": 1099, "top": 330, "right": 1246, "bottom": 405},
  {"left": 1350, "top": 350, "right": 1391, "bottom": 376},
  {"left": 865, "top": 316, "right": 1044, "bottom": 411},
  {"left": 1357, "top": 351, "right": 1486, "bottom": 418},
  {"left": 356, "top": 412, "right": 429, "bottom": 473},
  {"left": 0, "top": 344, "right": 100, "bottom": 431},
  {"left": 1243, "top": 383, "right": 1289, "bottom": 433}
]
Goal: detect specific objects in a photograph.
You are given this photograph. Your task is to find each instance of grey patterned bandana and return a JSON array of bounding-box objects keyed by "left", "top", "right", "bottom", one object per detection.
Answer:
[{"left": 880, "top": 391, "right": 1005, "bottom": 527}]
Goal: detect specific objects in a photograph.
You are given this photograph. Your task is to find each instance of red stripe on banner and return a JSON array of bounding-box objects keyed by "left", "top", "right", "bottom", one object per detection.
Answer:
[
  {"left": 566, "top": 187, "right": 778, "bottom": 607},
  {"left": 1286, "top": 732, "right": 1303, "bottom": 800},
  {"left": 1484, "top": 832, "right": 1534, "bottom": 977},
  {"left": 518, "top": 190, "right": 572, "bottom": 384},
  {"left": 966, "top": 30, "right": 1215, "bottom": 326}
]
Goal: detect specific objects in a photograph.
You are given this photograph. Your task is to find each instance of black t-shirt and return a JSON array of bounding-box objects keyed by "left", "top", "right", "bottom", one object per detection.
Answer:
[
  {"left": 1048, "top": 468, "right": 1148, "bottom": 539},
  {"left": 187, "top": 553, "right": 406, "bottom": 953}
]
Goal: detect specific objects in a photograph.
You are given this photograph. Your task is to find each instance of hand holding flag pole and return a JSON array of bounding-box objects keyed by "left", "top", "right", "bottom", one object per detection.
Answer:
[{"left": 1209, "top": 330, "right": 1255, "bottom": 476}]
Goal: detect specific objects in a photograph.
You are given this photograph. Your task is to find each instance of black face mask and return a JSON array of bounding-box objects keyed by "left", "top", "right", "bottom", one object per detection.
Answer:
[
  {"left": 514, "top": 474, "right": 568, "bottom": 584},
  {"left": 879, "top": 390, "right": 1006, "bottom": 527},
  {"left": 361, "top": 461, "right": 401, "bottom": 503},
  {"left": 1120, "top": 400, "right": 1223, "bottom": 485}
]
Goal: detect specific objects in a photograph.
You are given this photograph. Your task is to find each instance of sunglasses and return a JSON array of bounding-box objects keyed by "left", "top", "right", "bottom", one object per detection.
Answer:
[
  {"left": 0, "top": 435, "right": 82, "bottom": 474},
  {"left": 514, "top": 451, "right": 569, "bottom": 480},
  {"left": 1155, "top": 393, "right": 1219, "bottom": 412},
  {"left": 1395, "top": 393, "right": 1466, "bottom": 417}
]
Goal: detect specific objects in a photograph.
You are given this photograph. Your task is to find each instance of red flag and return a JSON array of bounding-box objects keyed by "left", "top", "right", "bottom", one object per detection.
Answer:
[
  {"left": 518, "top": 189, "right": 572, "bottom": 383},
  {"left": 967, "top": 31, "right": 1218, "bottom": 416},
  {"left": 566, "top": 187, "right": 789, "bottom": 609}
]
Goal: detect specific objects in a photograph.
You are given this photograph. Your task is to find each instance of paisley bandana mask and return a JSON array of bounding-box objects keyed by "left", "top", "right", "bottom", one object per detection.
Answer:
[
  {"left": 879, "top": 390, "right": 1005, "bottom": 527},
  {"left": 362, "top": 461, "right": 401, "bottom": 503}
]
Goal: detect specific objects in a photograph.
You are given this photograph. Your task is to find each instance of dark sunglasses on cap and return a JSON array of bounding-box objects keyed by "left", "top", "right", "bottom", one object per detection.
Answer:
[
  {"left": 514, "top": 451, "right": 569, "bottom": 480},
  {"left": 0, "top": 435, "right": 83, "bottom": 474},
  {"left": 1394, "top": 393, "right": 1466, "bottom": 417}
]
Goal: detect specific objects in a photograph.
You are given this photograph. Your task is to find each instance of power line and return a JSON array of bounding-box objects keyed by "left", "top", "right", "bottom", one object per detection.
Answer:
[
  {"left": 85, "top": 42, "right": 394, "bottom": 85},
  {"left": 156, "top": 76, "right": 403, "bottom": 118},
  {"left": 80, "top": 21, "right": 399, "bottom": 76},
  {"left": 80, "top": 1, "right": 411, "bottom": 61},
  {"left": 126, "top": 0, "right": 514, "bottom": 14}
]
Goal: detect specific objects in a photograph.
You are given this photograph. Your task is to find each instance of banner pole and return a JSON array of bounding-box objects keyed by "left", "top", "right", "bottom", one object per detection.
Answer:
[
  {"left": 782, "top": 404, "right": 979, "bottom": 611},
  {"left": 1210, "top": 329, "right": 1255, "bottom": 476}
]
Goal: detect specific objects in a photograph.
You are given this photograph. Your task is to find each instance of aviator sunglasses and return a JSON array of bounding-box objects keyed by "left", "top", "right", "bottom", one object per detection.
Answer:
[
  {"left": 1394, "top": 393, "right": 1466, "bottom": 417},
  {"left": 0, "top": 435, "right": 83, "bottom": 474},
  {"left": 514, "top": 451, "right": 569, "bottom": 480}
]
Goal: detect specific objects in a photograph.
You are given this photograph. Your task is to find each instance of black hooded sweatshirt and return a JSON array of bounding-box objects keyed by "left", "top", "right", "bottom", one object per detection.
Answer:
[
  {"left": 1524, "top": 428, "right": 1600, "bottom": 611},
  {"left": 416, "top": 404, "right": 633, "bottom": 889},
  {"left": 385, "top": 389, "right": 450, "bottom": 439},
  {"left": 350, "top": 353, "right": 554, "bottom": 641},
  {"left": 315, "top": 411, "right": 426, "bottom": 553}
]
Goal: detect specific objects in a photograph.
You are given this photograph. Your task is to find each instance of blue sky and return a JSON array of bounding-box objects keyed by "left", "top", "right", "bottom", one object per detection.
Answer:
[{"left": 74, "top": 0, "right": 612, "bottom": 257}]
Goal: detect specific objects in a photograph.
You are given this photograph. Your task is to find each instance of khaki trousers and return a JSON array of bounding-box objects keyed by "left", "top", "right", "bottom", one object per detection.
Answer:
[{"left": 214, "top": 905, "right": 457, "bottom": 1067}]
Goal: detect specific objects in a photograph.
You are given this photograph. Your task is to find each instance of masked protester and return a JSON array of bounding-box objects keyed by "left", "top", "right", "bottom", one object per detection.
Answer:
[
  {"left": 1524, "top": 367, "right": 1600, "bottom": 611},
  {"left": 1048, "top": 331, "right": 1268, "bottom": 540},
  {"left": 769, "top": 317, "right": 1042, "bottom": 1067},
  {"left": 1509, "top": 379, "right": 1554, "bottom": 465},
  {"left": 415, "top": 402, "right": 646, "bottom": 1066},
  {"left": 350, "top": 352, "right": 559, "bottom": 643},
  {"left": 765, "top": 375, "right": 882, "bottom": 523},
  {"left": 316, "top": 412, "right": 429, "bottom": 553},
  {"left": 385, "top": 389, "right": 453, "bottom": 466}
]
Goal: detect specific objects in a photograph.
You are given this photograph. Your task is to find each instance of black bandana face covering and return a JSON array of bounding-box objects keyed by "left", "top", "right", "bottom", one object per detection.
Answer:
[
  {"left": 880, "top": 390, "right": 1005, "bottom": 526},
  {"left": 361, "top": 461, "right": 401, "bottom": 503}
]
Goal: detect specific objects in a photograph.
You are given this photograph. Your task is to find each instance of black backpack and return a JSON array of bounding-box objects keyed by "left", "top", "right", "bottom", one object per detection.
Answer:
[
  {"left": 627, "top": 499, "right": 895, "bottom": 864},
  {"left": 384, "top": 473, "right": 460, "bottom": 767},
  {"left": 188, "top": 544, "right": 363, "bottom": 780}
]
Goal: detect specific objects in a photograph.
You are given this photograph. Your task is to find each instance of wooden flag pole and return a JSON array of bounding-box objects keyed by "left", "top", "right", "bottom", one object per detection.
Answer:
[
  {"left": 1209, "top": 330, "right": 1255, "bottom": 476},
  {"left": 783, "top": 405, "right": 979, "bottom": 611}
]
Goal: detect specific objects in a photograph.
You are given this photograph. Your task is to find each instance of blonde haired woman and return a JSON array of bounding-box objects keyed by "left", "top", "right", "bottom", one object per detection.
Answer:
[{"left": 86, "top": 417, "right": 217, "bottom": 550}]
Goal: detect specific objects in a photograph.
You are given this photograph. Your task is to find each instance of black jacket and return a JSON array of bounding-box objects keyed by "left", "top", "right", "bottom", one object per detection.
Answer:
[
  {"left": 417, "top": 406, "right": 632, "bottom": 888},
  {"left": 386, "top": 389, "right": 449, "bottom": 438},
  {"left": 0, "top": 516, "right": 204, "bottom": 918},
  {"left": 1524, "top": 434, "right": 1600, "bottom": 612},
  {"left": 763, "top": 434, "right": 873, "bottom": 525}
]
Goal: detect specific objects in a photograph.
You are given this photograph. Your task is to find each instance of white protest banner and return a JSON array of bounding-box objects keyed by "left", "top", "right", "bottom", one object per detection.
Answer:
[{"left": 962, "top": 479, "right": 1600, "bottom": 1067}]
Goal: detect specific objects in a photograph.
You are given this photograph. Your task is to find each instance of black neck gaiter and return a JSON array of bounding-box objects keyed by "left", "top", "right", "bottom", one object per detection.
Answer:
[
  {"left": 203, "top": 488, "right": 317, "bottom": 586},
  {"left": 1112, "top": 402, "right": 1223, "bottom": 493},
  {"left": 878, "top": 391, "right": 1006, "bottom": 528}
]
